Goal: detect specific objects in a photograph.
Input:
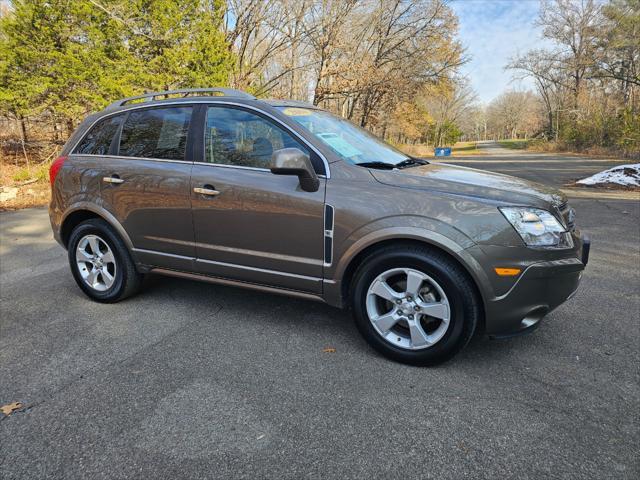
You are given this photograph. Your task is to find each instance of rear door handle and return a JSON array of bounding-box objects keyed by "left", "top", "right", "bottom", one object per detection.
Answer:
[
  {"left": 194, "top": 186, "right": 220, "bottom": 196},
  {"left": 103, "top": 176, "right": 124, "bottom": 184}
]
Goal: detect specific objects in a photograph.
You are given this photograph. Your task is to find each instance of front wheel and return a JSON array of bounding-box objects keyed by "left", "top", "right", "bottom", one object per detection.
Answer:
[{"left": 351, "top": 245, "right": 481, "bottom": 366}]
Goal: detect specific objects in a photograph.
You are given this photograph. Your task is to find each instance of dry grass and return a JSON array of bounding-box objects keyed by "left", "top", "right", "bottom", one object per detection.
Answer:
[
  {"left": 1, "top": 139, "right": 59, "bottom": 210},
  {"left": 497, "top": 139, "right": 530, "bottom": 150},
  {"left": 451, "top": 142, "right": 480, "bottom": 155},
  {"left": 499, "top": 138, "right": 637, "bottom": 159},
  {"left": 397, "top": 144, "right": 434, "bottom": 157},
  {"left": 0, "top": 163, "right": 51, "bottom": 210}
]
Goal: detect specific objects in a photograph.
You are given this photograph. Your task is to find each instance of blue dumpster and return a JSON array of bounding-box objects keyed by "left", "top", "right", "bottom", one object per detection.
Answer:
[{"left": 434, "top": 147, "right": 452, "bottom": 157}]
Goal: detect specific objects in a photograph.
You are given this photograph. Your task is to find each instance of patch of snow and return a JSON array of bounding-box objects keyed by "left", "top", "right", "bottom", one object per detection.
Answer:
[{"left": 576, "top": 163, "right": 640, "bottom": 187}]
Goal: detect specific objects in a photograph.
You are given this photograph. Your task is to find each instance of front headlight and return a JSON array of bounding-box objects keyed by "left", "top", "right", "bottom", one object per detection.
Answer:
[{"left": 499, "top": 207, "right": 572, "bottom": 248}]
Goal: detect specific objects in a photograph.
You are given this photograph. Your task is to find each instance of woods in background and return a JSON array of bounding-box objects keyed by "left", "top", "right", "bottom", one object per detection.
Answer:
[
  {"left": 507, "top": 0, "right": 639, "bottom": 155},
  {"left": 0, "top": 0, "right": 464, "bottom": 150},
  {"left": 0, "top": 0, "right": 638, "bottom": 162},
  {"left": 226, "top": 0, "right": 465, "bottom": 135}
]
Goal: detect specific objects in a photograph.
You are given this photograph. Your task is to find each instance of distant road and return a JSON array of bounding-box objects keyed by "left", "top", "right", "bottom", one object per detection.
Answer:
[{"left": 438, "top": 140, "right": 636, "bottom": 197}]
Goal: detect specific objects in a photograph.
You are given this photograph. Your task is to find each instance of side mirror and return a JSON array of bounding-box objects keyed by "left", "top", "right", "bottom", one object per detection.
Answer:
[{"left": 270, "top": 148, "right": 320, "bottom": 192}]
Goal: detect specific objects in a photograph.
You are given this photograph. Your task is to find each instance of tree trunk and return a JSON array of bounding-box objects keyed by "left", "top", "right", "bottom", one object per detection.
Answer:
[
  {"left": 20, "top": 118, "right": 28, "bottom": 141},
  {"left": 66, "top": 118, "right": 75, "bottom": 136},
  {"left": 17, "top": 115, "right": 29, "bottom": 166}
]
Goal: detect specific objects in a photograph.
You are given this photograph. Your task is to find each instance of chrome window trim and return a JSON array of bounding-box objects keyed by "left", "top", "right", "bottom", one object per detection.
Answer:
[
  {"left": 194, "top": 161, "right": 267, "bottom": 172},
  {"left": 67, "top": 154, "right": 328, "bottom": 178},
  {"left": 68, "top": 153, "right": 191, "bottom": 165},
  {"left": 192, "top": 160, "right": 327, "bottom": 179},
  {"left": 69, "top": 100, "right": 331, "bottom": 178}
]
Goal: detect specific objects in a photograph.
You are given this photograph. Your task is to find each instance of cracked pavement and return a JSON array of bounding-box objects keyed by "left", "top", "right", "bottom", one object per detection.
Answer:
[{"left": 1, "top": 146, "right": 639, "bottom": 479}]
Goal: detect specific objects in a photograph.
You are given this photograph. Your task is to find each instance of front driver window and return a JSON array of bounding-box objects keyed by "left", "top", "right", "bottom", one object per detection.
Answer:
[{"left": 205, "top": 106, "right": 309, "bottom": 168}]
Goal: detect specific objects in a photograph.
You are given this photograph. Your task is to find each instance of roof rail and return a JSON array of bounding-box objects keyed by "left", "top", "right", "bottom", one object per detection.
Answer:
[{"left": 106, "top": 88, "right": 255, "bottom": 109}]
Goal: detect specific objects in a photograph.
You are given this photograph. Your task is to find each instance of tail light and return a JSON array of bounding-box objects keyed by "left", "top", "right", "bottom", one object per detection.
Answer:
[{"left": 49, "top": 155, "right": 67, "bottom": 187}]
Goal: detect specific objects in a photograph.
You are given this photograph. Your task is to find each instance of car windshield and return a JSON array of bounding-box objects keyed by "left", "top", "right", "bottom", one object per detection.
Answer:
[{"left": 276, "top": 106, "right": 409, "bottom": 167}]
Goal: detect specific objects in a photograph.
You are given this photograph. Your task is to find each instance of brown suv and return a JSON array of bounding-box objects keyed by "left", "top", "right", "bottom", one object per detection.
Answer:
[{"left": 49, "top": 88, "right": 590, "bottom": 365}]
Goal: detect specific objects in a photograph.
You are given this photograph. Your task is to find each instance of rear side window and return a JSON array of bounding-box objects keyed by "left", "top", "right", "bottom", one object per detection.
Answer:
[
  {"left": 74, "top": 115, "right": 122, "bottom": 155},
  {"left": 119, "top": 107, "right": 192, "bottom": 160}
]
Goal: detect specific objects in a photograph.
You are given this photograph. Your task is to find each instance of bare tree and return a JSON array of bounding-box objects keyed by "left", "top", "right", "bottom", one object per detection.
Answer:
[
  {"left": 508, "top": 50, "right": 567, "bottom": 138},
  {"left": 417, "top": 78, "right": 477, "bottom": 146},
  {"left": 486, "top": 91, "right": 544, "bottom": 140},
  {"left": 303, "top": 0, "right": 465, "bottom": 129},
  {"left": 537, "top": 0, "right": 603, "bottom": 106},
  {"left": 225, "top": 0, "right": 301, "bottom": 91},
  {"left": 595, "top": 0, "right": 639, "bottom": 110}
]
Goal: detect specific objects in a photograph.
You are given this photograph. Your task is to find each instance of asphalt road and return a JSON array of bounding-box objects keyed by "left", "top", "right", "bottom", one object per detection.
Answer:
[
  {"left": 1, "top": 145, "right": 639, "bottom": 479},
  {"left": 438, "top": 141, "right": 638, "bottom": 193}
]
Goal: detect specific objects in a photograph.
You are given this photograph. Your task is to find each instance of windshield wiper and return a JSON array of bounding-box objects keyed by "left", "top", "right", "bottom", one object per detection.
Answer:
[
  {"left": 354, "top": 161, "right": 396, "bottom": 170},
  {"left": 355, "top": 158, "right": 429, "bottom": 170},
  {"left": 394, "top": 158, "right": 429, "bottom": 169}
]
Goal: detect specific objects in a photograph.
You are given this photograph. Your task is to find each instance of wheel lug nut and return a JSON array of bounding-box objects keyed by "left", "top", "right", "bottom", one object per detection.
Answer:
[
  {"left": 414, "top": 305, "right": 420, "bottom": 311},
  {"left": 395, "top": 299, "right": 402, "bottom": 305},
  {"left": 408, "top": 314, "right": 414, "bottom": 320}
]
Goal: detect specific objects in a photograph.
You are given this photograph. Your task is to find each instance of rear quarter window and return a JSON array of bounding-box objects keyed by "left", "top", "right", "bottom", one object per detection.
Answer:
[
  {"left": 74, "top": 115, "right": 123, "bottom": 155},
  {"left": 118, "top": 107, "right": 192, "bottom": 160}
]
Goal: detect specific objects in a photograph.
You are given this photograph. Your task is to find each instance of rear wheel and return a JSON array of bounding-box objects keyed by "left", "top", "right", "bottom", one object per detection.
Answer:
[
  {"left": 351, "top": 245, "right": 480, "bottom": 366},
  {"left": 68, "top": 218, "right": 142, "bottom": 302}
]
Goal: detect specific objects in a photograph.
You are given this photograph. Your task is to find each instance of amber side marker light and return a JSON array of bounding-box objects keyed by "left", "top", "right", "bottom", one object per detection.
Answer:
[{"left": 494, "top": 267, "right": 521, "bottom": 276}]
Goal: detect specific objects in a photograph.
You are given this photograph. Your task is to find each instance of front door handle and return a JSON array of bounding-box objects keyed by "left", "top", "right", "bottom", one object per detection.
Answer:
[
  {"left": 103, "top": 175, "right": 124, "bottom": 184},
  {"left": 194, "top": 186, "right": 220, "bottom": 196}
]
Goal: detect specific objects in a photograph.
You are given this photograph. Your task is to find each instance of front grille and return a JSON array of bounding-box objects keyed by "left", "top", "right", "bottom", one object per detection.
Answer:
[{"left": 556, "top": 201, "right": 575, "bottom": 231}]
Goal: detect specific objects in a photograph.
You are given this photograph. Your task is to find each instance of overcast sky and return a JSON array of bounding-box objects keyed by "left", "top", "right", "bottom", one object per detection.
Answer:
[{"left": 450, "top": 0, "right": 550, "bottom": 104}]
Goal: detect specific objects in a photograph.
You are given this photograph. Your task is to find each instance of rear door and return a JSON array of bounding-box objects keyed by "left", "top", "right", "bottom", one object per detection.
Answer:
[
  {"left": 190, "top": 104, "right": 326, "bottom": 293},
  {"left": 100, "top": 105, "right": 196, "bottom": 270}
]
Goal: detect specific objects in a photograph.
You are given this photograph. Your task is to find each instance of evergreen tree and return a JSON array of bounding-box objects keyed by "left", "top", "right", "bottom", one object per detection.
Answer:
[
  {"left": 123, "top": 0, "right": 234, "bottom": 91},
  {"left": 0, "top": 0, "right": 235, "bottom": 137},
  {"left": 0, "top": 0, "right": 136, "bottom": 135}
]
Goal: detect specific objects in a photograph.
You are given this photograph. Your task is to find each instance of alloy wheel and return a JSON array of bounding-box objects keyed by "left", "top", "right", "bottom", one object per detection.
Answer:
[
  {"left": 365, "top": 267, "right": 451, "bottom": 350},
  {"left": 75, "top": 234, "right": 117, "bottom": 292}
]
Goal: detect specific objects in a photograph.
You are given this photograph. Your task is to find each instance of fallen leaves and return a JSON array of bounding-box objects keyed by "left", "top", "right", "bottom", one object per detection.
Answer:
[
  {"left": 1, "top": 402, "right": 23, "bottom": 416},
  {"left": 322, "top": 347, "right": 336, "bottom": 353}
]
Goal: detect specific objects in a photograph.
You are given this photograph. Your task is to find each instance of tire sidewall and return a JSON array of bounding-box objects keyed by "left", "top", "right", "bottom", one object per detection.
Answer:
[
  {"left": 68, "top": 221, "right": 126, "bottom": 302},
  {"left": 352, "top": 250, "right": 473, "bottom": 365}
]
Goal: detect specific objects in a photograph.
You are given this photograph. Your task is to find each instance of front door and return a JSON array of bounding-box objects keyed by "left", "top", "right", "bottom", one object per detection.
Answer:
[
  {"left": 101, "top": 105, "right": 196, "bottom": 270},
  {"left": 190, "top": 105, "right": 326, "bottom": 293}
]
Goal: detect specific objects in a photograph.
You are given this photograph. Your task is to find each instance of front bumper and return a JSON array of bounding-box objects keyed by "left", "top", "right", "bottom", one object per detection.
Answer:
[{"left": 483, "top": 236, "right": 590, "bottom": 337}]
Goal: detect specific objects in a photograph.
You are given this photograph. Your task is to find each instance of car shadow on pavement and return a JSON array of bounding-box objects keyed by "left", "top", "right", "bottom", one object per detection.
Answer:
[
  {"left": 141, "top": 272, "right": 357, "bottom": 336},
  {"left": 139, "top": 272, "right": 525, "bottom": 369}
]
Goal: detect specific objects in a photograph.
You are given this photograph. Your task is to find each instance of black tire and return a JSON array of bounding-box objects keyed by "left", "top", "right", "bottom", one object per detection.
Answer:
[
  {"left": 350, "top": 244, "right": 481, "bottom": 366},
  {"left": 67, "top": 218, "right": 142, "bottom": 303}
]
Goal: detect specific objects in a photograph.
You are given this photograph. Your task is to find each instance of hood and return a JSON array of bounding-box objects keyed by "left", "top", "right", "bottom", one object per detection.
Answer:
[{"left": 370, "top": 162, "right": 566, "bottom": 208}]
